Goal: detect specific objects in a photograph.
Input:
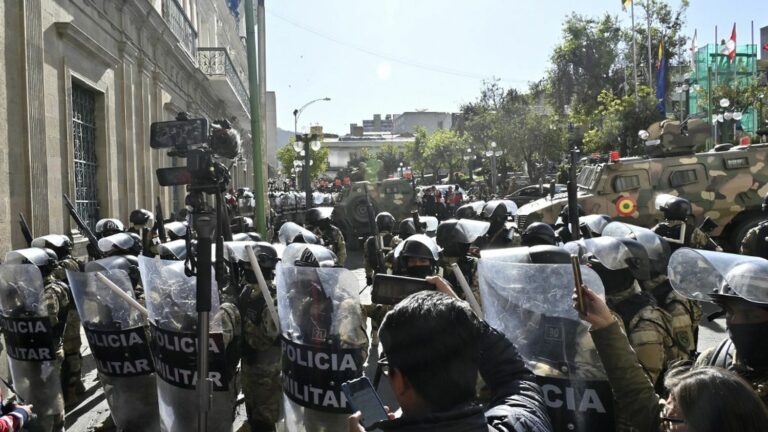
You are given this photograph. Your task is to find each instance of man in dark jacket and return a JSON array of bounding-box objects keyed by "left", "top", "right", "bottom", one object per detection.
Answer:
[{"left": 349, "top": 283, "right": 552, "bottom": 432}]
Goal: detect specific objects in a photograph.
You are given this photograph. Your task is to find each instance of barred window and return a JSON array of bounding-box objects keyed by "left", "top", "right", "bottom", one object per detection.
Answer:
[{"left": 72, "top": 83, "right": 99, "bottom": 230}]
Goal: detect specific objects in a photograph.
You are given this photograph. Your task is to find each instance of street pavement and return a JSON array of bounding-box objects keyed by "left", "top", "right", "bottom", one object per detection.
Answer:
[{"left": 8, "top": 247, "right": 725, "bottom": 431}]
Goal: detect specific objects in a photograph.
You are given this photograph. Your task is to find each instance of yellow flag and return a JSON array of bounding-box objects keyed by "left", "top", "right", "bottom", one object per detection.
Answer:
[{"left": 622, "top": 0, "right": 632, "bottom": 10}]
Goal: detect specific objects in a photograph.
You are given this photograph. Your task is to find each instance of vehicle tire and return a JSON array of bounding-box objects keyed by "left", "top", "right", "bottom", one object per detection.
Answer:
[
  {"left": 348, "top": 196, "right": 372, "bottom": 225},
  {"left": 728, "top": 214, "right": 765, "bottom": 252}
]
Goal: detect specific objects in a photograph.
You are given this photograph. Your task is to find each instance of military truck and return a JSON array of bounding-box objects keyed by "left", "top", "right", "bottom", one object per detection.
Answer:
[
  {"left": 515, "top": 118, "right": 768, "bottom": 251},
  {"left": 332, "top": 178, "right": 417, "bottom": 248}
]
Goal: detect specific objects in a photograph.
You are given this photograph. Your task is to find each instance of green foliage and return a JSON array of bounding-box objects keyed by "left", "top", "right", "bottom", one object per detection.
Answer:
[
  {"left": 422, "top": 129, "right": 468, "bottom": 182},
  {"left": 404, "top": 126, "right": 428, "bottom": 176},
  {"left": 376, "top": 142, "right": 407, "bottom": 177},
  {"left": 276, "top": 141, "right": 330, "bottom": 180}
]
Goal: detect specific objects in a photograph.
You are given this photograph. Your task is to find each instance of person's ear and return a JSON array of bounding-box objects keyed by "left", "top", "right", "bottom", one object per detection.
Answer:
[{"left": 390, "top": 368, "right": 409, "bottom": 397}]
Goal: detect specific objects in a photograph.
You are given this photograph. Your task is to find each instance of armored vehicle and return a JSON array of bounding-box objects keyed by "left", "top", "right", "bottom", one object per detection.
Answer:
[
  {"left": 516, "top": 120, "right": 768, "bottom": 251},
  {"left": 332, "top": 179, "right": 417, "bottom": 247}
]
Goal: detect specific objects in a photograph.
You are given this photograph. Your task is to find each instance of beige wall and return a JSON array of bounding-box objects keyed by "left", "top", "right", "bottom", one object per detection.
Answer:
[{"left": 0, "top": 0, "right": 255, "bottom": 257}]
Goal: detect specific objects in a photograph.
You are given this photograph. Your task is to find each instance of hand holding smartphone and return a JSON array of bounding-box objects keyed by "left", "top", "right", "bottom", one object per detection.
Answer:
[{"left": 342, "top": 377, "right": 389, "bottom": 429}]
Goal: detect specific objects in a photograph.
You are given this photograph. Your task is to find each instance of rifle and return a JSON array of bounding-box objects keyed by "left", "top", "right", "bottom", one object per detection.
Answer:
[
  {"left": 155, "top": 196, "right": 167, "bottom": 243},
  {"left": 18, "top": 212, "right": 33, "bottom": 247},
  {"left": 411, "top": 210, "right": 425, "bottom": 234},
  {"left": 63, "top": 194, "right": 103, "bottom": 259},
  {"left": 365, "top": 185, "right": 386, "bottom": 274}
]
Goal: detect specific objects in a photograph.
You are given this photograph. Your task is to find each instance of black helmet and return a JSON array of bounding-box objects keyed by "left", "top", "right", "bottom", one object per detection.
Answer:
[
  {"left": 455, "top": 203, "right": 477, "bottom": 219},
  {"left": 528, "top": 245, "right": 571, "bottom": 264},
  {"left": 481, "top": 201, "right": 508, "bottom": 222},
  {"left": 394, "top": 234, "right": 440, "bottom": 277},
  {"left": 376, "top": 212, "right": 395, "bottom": 233},
  {"left": 521, "top": 222, "right": 557, "bottom": 247},
  {"left": 165, "top": 221, "right": 188, "bottom": 241},
  {"left": 579, "top": 214, "right": 612, "bottom": 238},
  {"left": 296, "top": 244, "right": 337, "bottom": 267},
  {"left": 305, "top": 207, "right": 332, "bottom": 227},
  {"left": 31, "top": 234, "right": 73, "bottom": 260},
  {"left": 614, "top": 238, "right": 651, "bottom": 281},
  {"left": 436, "top": 219, "right": 490, "bottom": 257},
  {"left": 129, "top": 209, "right": 155, "bottom": 227},
  {"left": 4, "top": 247, "right": 58, "bottom": 276},
  {"left": 558, "top": 204, "right": 585, "bottom": 225},
  {"left": 398, "top": 219, "right": 417, "bottom": 238},
  {"left": 98, "top": 232, "right": 142, "bottom": 256},
  {"left": 660, "top": 196, "right": 692, "bottom": 221},
  {"left": 95, "top": 218, "right": 125, "bottom": 238}
]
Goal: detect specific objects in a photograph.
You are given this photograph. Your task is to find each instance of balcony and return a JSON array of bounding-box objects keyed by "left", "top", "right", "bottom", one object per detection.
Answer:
[
  {"left": 162, "top": 0, "right": 197, "bottom": 56},
  {"left": 198, "top": 48, "right": 250, "bottom": 115}
]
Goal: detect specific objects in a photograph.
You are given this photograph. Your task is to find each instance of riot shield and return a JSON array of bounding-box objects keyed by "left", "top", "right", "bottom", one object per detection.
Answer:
[
  {"left": 276, "top": 264, "right": 367, "bottom": 432},
  {"left": 138, "top": 256, "right": 235, "bottom": 432},
  {"left": 67, "top": 269, "right": 160, "bottom": 430},
  {"left": 478, "top": 260, "right": 614, "bottom": 431},
  {"left": 421, "top": 216, "right": 439, "bottom": 234},
  {"left": 454, "top": 219, "right": 491, "bottom": 243},
  {"left": 0, "top": 264, "right": 63, "bottom": 417},
  {"left": 98, "top": 232, "right": 136, "bottom": 254},
  {"left": 278, "top": 222, "right": 320, "bottom": 245},
  {"left": 499, "top": 199, "right": 518, "bottom": 216},
  {"left": 602, "top": 221, "right": 671, "bottom": 274},
  {"left": 156, "top": 240, "right": 189, "bottom": 260},
  {"left": 565, "top": 237, "right": 633, "bottom": 270},
  {"left": 282, "top": 243, "right": 337, "bottom": 268},
  {"left": 668, "top": 248, "right": 768, "bottom": 303},
  {"left": 469, "top": 200, "right": 486, "bottom": 215},
  {"left": 480, "top": 246, "right": 532, "bottom": 263}
]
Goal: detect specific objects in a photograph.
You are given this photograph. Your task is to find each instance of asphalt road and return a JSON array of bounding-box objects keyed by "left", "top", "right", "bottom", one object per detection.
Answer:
[{"left": 10, "top": 247, "right": 725, "bottom": 431}]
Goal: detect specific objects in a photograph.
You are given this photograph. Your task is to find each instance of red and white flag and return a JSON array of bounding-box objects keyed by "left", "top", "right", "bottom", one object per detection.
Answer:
[{"left": 721, "top": 23, "right": 736, "bottom": 61}]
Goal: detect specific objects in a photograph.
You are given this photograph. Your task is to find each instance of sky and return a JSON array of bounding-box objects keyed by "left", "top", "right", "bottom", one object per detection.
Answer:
[{"left": 264, "top": 0, "right": 766, "bottom": 136}]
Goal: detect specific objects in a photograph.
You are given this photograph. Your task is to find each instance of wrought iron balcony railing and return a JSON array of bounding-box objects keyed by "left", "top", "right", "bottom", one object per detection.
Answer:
[
  {"left": 198, "top": 48, "right": 250, "bottom": 110},
  {"left": 162, "top": 0, "right": 197, "bottom": 56}
]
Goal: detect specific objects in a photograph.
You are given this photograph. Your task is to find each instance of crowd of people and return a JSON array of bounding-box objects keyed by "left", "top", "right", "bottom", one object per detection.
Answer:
[{"left": 1, "top": 191, "right": 768, "bottom": 431}]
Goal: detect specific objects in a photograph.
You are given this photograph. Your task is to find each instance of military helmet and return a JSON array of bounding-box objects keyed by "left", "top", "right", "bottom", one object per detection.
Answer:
[
  {"left": 4, "top": 247, "right": 58, "bottom": 276},
  {"left": 558, "top": 204, "right": 585, "bottom": 225},
  {"left": 481, "top": 201, "right": 508, "bottom": 222},
  {"left": 295, "top": 244, "right": 337, "bottom": 268},
  {"left": 710, "top": 261, "right": 768, "bottom": 305},
  {"left": 455, "top": 203, "right": 477, "bottom": 219},
  {"left": 394, "top": 234, "right": 440, "bottom": 262},
  {"left": 398, "top": 219, "right": 417, "bottom": 238},
  {"left": 305, "top": 207, "right": 332, "bottom": 227},
  {"left": 31, "top": 234, "right": 73, "bottom": 260},
  {"left": 129, "top": 209, "right": 155, "bottom": 227},
  {"left": 659, "top": 196, "right": 692, "bottom": 221},
  {"left": 614, "top": 238, "right": 651, "bottom": 281},
  {"left": 528, "top": 245, "right": 571, "bottom": 264},
  {"left": 165, "top": 221, "right": 188, "bottom": 241},
  {"left": 98, "top": 232, "right": 142, "bottom": 256},
  {"left": 376, "top": 212, "right": 395, "bottom": 233},
  {"left": 95, "top": 218, "right": 125, "bottom": 238},
  {"left": 521, "top": 222, "right": 557, "bottom": 247}
]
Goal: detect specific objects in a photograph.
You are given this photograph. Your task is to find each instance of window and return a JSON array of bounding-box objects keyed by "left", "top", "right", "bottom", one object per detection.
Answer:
[
  {"left": 669, "top": 169, "right": 698, "bottom": 187},
  {"left": 612, "top": 175, "right": 641, "bottom": 192},
  {"left": 724, "top": 157, "right": 749, "bottom": 170},
  {"left": 72, "top": 83, "right": 99, "bottom": 230}
]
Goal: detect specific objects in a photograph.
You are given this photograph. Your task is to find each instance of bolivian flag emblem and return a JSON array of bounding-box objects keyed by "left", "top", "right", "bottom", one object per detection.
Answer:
[{"left": 615, "top": 196, "right": 637, "bottom": 217}]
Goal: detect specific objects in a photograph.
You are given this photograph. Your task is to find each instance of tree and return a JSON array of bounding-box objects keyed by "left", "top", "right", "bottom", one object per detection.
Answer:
[
  {"left": 423, "top": 129, "right": 468, "bottom": 183},
  {"left": 276, "top": 139, "right": 330, "bottom": 181},
  {"left": 404, "top": 126, "right": 428, "bottom": 178},
  {"left": 376, "top": 143, "right": 408, "bottom": 177}
]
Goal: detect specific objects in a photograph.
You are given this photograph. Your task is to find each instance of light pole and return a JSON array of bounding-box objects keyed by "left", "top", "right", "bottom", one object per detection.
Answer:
[
  {"left": 463, "top": 147, "right": 473, "bottom": 181},
  {"left": 293, "top": 134, "right": 320, "bottom": 208},
  {"left": 293, "top": 97, "right": 331, "bottom": 138},
  {"left": 485, "top": 142, "right": 503, "bottom": 196}
]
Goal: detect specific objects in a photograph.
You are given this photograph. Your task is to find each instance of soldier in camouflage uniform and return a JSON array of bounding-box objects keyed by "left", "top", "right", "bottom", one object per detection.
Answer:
[
  {"left": 31, "top": 235, "right": 85, "bottom": 404},
  {"left": 476, "top": 201, "right": 514, "bottom": 249},
  {"left": 233, "top": 242, "right": 281, "bottom": 432},
  {"left": 305, "top": 208, "right": 346, "bottom": 266},
  {"left": 576, "top": 237, "right": 674, "bottom": 386},
  {"left": 652, "top": 195, "right": 721, "bottom": 252},
  {"left": 740, "top": 194, "right": 768, "bottom": 259},
  {"left": 3, "top": 248, "right": 70, "bottom": 432},
  {"left": 435, "top": 219, "right": 488, "bottom": 306},
  {"left": 363, "top": 212, "right": 395, "bottom": 285}
]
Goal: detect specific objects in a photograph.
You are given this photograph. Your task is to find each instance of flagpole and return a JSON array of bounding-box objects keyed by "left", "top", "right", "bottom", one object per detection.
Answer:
[
  {"left": 631, "top": 0, "right": 638, "bottom": 97},
  {"left": 646, "top": 0, "right": 652, "bottom": 89}
]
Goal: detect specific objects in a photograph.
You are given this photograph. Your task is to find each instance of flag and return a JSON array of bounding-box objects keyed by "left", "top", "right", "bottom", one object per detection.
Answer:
[
  {"left": 689, "top": 30, "right": 697, "bottom": 67},
  {"left": 227, "top": 0, "right": 241, "bottom": 19},
  {"left": 763, "top": 42, "right": 768, "bottom": 52},
  {"left": 720, "top": 23, "right": 736, "bottom": 61},
  {"left": 656, "top": 39, "right": 666, "bottom": 117},
  {"left": 622, "top": 0, "right": 632, "bottom": 10}
]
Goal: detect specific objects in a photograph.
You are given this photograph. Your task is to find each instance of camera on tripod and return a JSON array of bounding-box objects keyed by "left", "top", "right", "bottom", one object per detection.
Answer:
[{"left": 149, "top": 113, "right": 242, "bottom": 188}]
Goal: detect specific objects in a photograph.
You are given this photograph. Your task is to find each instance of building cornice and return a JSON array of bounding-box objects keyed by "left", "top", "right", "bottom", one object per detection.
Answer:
[{"left": 55, "top": 22, "right": 119, "bottom": 66}]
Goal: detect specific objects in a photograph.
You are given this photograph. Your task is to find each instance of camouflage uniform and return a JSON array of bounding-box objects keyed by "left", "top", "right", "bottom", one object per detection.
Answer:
[
  {"left": 607, "top": 282, "right": 674, "bottom": 385},
  {"left": 696, "top": 340, "right": 768, "bottom": 406},
  {"left": 740, "top": 221, "right": 768, "bottom": 259},
  {"left": 363, "top": 231, "right": 394, "bottom": 284},
  {"left": 440, "top": 256, "right": 482, "bottom": 307},
  {"left": 239, "top": 283, "right": 281, "bottom": 431},
  {"left": 37, "top": 273, "right": 70, "bottom": 432},
  {"left": 313, "top": 224, "right": 346, "bottom": 266},
  {"left": 54, "top": 257, "right": 85, "bottom": 401},
  {"left": 651, "top": 220, "right": 720, "bottom": 251},
  {"left": 642, "top": 275, "right": 702, "bottom": 362}
]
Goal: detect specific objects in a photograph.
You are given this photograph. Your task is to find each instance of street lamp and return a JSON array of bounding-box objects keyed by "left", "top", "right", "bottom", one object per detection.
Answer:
[
  {"left": 293, "top": 97, "right": 331, "bottom": 138},
  {"left": 292, "top": 97, "right": 329, "bottom": 207},
  {"left": 485, "top": 142, "right": 503, "bottom": 196},
  {"left": 463, "top": 148, "right": 473, "bottom": 181}
]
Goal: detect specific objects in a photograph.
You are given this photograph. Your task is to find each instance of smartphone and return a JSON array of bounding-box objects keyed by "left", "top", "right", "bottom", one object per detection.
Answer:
[
  {"left": 571, "top": 254, "right": 587, "bottom": 315},
  {"left": 372, "top": 274, "right": 433, "bottom": 305},
  {"left": 341, "top": 377, "right": 389, "bottom": 429}
]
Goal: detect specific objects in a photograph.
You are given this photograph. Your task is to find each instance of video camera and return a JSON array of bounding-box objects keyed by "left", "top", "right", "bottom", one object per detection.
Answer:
[{"left": 150, "top": 113, "right": 241, "bottom": 188}]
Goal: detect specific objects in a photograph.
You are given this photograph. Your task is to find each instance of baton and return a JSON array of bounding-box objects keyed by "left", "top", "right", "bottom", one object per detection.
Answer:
[
  {"left": 245, "top": 245, "right": 280, "bottom": 329},
  {"left": 450, "top": 263, "right": 483, "bottom": 319},
  {"left": 96, "top": 272, "right": 150, "bottom": 318}
]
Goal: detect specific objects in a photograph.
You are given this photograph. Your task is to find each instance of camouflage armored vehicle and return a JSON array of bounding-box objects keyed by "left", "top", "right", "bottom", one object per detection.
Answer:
[
  {"left": 516, "top": 120, "right": 768, "bottom": 251},
  {"left": 332, "top": 178, "right": 417, "bottom": 247}
]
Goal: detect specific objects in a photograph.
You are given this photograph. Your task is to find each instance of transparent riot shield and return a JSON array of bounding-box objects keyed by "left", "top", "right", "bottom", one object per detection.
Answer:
[
  {"left": 276, "top": 264, "right": 367, "bottom": 432},
  {"left": 156, "top": 239, "right": 189, "bottom": 261},
  {"left": 602, "top": 222, "right": 671, "bottom": 274},
  {"left": 66, "top": 269, "right": 160, "bottom": 431},
  {"left": 469, "top": 200, "right": 486, "bottom": 216},
  {"left": 138, "top": 256, "right": 234, "bottom": 432},
  {"left": 668, "top": 248, "right": 768, "bottom": 303},
  {"left": 0, "top": 264, "right": 63, "bottom": 417},
  {"left": 478, "top": 260, "right": 614, "bottom": 431},
  {"left": 480, "top": 246, "right": 533, "bottom": 263},
  {"left": 421, "top": 216, "right": 439, "bottom": 235},
  {"left": 454, "top": 219, "right": 491, "bottom": 243},
  {"left": 278, "top": 222, "right": 320, "bottom": 245}
]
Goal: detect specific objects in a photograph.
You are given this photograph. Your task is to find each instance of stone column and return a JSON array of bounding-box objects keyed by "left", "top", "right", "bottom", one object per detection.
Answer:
[{"left": 118, "top": 41, "right": 140, "bottom": 217}]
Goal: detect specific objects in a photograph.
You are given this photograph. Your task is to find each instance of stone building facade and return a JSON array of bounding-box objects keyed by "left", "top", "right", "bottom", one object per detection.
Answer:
[{"left": 0, "top": 0, "right": 262, "bottom": 257}]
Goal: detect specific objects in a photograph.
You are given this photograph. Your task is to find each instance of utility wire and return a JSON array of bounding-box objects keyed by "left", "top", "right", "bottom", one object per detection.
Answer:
[{"left": 267, "top": 9, "right": 532, "bottom": 84}]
